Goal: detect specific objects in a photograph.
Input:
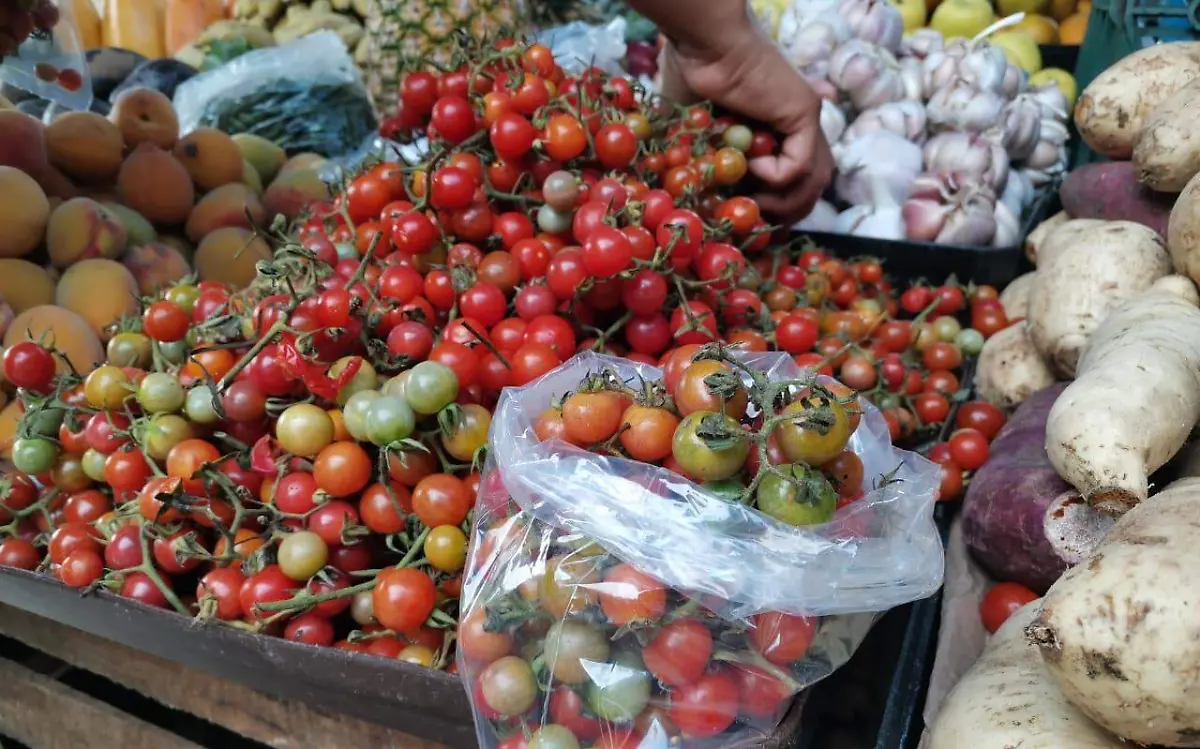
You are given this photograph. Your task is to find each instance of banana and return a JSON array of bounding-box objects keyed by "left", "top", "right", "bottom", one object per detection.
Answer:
[
  {"left": 351, "top": 0, "right": 368, "bottom": 18},
  {"left": 310, "top": 0, "right": 333, "bottom": 12},
  {"left": 273, "top": 11, "right": 362, "bottom": 44},
  {"left": 331, "top": 0, "right": 351, "bottom": 11},
  {"left": 196, "top": 20, "right": 278, "bottom": 47}
]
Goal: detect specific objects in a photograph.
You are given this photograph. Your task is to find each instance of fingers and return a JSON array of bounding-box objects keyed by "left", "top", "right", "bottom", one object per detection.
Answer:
[{"left": 749, "top": 129, "right": 834, "bottom": 225}]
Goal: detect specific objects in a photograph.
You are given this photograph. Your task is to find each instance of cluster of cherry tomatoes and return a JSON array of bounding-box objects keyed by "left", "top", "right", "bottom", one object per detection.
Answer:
[
  {"left": 458, "top": 344, "right": 899, "bottom": 749},
  {"left": 0, "top": 36, "right": 1020, "bottom": 749}
]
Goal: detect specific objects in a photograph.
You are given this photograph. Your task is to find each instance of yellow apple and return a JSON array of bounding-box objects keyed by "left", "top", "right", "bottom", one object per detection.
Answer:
[
  {"left": 989, "top": 29, "right": 1044, "bottom": 73},
  {"left": 929, "top": 0, "right": 997, "bottom": 40},
  {"left": 1013, "top": 13, "right": 1060, "bottom": 43},
  {"left": 1030, "top": 67, "right": 1079, "bottom": 108},
  {"left": 892, "top": 0, "right": 928, "bottom": 31}
]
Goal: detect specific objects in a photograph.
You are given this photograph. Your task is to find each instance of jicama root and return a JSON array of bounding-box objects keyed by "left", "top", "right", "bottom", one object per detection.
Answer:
[
  {"left": 975, "top": 322, "right": 1057, "bottom": 409},
  {"left": 1045, "top": 288, "right": 1200, "bottom": 514},
  {"left": 1027, "top": 478, "right": 1200, "bottom": 746},
  {"left": 928, "top": 602, "right": 1123, "bottom": 749},
  {"left": 1027, "top": 221, "right": 1171, "bottom": 377},
  {"left": 998, "top": 271, "right": 1035, "bottom": 320}
]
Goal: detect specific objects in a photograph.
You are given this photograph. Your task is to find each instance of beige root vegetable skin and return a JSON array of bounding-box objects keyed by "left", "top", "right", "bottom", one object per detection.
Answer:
[
  {"left": 1031, "top": 218, "right": 1107, "bottom": 268},
  {"left": 1027, "top": 221, "right": 1171, "bottom": 377},
  {"left": 929, "top": 602, "right": 1124, "bottom": 749},
  {"left": 1045, "top": 289, "right": 1200, "bottom": 514},
  {"left": 1133, "top": 78, "right": 1200, "bottom": 192},
  {"left": 975, "top": 322, "right": 1057, "bottom": 409},
  {"left": 1027, "top": 478, "right": 1200, "bottom": 746},
  {"left": 998, "top": 271, "right": 1035, "bottom": 320},
  {"left": 1024, "top": 210, "right": 1069, "bottom": 265},
  {"left": 1166, "top": 170, "right": 1200, "bottom": 284},
  {"left": 1075, "top": 42, "right": 1200, "bottom": 160}
]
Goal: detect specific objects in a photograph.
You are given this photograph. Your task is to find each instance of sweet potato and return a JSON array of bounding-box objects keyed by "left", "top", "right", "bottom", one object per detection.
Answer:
[
  {"left": 1075, "top": 42, "right": 1200, "bottom": 160},
  {"left": 1027, "top": 478, "right": 1200, "bottom": 746},
  {"left": 1133, "top": 78, "right": 1200, "bottom": 192},
  {"left": 975, "top": 322, "right": 1057, "bottom": 409},
  {"left": 1024, "top": 211, "right": 1068, "bottom": 265},
  {"left": 1059, "top": 162, "right": 1174, "bottom": 237},
  {"left": 998, "top": 272, "right": 1035, "bottom": 320},
  {"left": 1165, "top": 169, "right": 1200, "bottom": 284},
  {"left": 929, "top": 602, "right": 1124, "bottom": 749},
  {"left": 1028, "top": 222, "right": 1171, "bottom": 377},
  {"left": 1045, "top": 288, "right": 1200, "bottom": 515},
  {"left": 962, "top": 383, "right": 1114, "bottom": 593}
]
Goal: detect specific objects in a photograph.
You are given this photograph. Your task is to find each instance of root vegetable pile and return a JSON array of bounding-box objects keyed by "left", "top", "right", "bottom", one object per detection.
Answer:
[{"left": 0, "top": 36, "right": 1015, "bottom": 742}]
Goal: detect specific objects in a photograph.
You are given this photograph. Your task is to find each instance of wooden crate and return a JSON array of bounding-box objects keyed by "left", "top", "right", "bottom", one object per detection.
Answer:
[{"left": 0, "top": 604, "right": 453, "bottom": 749}]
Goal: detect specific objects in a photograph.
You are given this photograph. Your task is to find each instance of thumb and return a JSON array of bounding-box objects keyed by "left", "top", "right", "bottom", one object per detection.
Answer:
[{"left": 657, "top": 41, "right": 699, "bottom": 104}]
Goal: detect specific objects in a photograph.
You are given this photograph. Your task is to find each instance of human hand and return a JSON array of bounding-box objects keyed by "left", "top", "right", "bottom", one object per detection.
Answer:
[{"left": 658, "top": 24, "right": 834, "bottom": 224}]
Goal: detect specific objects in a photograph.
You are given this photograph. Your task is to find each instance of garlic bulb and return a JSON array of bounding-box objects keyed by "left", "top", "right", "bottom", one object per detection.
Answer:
[
  {"left": 834, "top": 130, "right": 924, "bottom": 206},
  {"left": 923, "top": 131, "right": 1010, "bottom": 192},
  {"left": 835, "top": 170, "right": 905, "bottom": 240},
  {"left": 844, "top": 99, "right": 928, "bottom": 143},
  {"left": 901, "top": 171, "right": 998, "bottom": 245},
  {"left": 992, "top": 201, "right": 1020, "bottom": 248},
  {"left": 899, "top": 57, "right": 924, "bottom": 101},
  {"left": 926, "top": 78, "right": 1005, "bottom": 132},
  {"left": 829, "top": 40, "right": 906, "bottom": 111},
  {"left": 796, "top": 200, "right": 839, "bottom": 232},
  {"left": 1027, "top": 83, "right": 1069, "bottom": 121},
  {"left": 999, "top": 62, "right": 1027, "bottom": 100},
  {"left": 937, "top": 192, "right": 998, "bottom": 245},
  {"left": 921, "top": 40, "right": 969, "bottom": 96},
  {"left": 1021, "top": 119, "right": 1070, "bottom": 172},
  {"left": 957, "top": 44, "right": 1009, "bottom": 94},
  {"left": 777, "top": 0, "right": 842, "bottom": 42},
  {"left": 987, "top": 95, "right": 1043, "bottom": 161},
  {"left": 782, "top": 11, "right": 853, "bottom": 74},
  {"left": 999, "top": 168, "right": 1033, "bottom": 217},
  {"left": 821, "top": 99, "right": 848, "bottom": 144},
  {"left": 901, "top": 28, "right": 945, "bottom": 59},
  {"left": 838, "top": 0, "right": 905, "bottom": 51}
]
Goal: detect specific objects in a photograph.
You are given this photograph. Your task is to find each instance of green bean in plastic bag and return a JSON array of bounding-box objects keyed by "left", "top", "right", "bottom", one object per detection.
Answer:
[{"left": 172, "top": 31, "right": 376, "bottom": 158}]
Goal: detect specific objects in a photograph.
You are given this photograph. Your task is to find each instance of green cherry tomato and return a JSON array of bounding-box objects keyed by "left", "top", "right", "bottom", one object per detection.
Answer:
[
  {"left": 164, "top": 284, "right": 201, "bottom": 314},
  {"left": 106, "top": 332, "right": 153, "bottom": 368},
  {"left": 275, "top": 404, "right": 335, "bottom": 457},
  {"left": 24, "top": 405, "right": 64, "bottom": 438},
  {"left": 480, "top": 656, "right": 538, "bottom": 717},
  {"left": 332, "top": 356, "right": 379, "bottom": 406},
  {"left": 956, "top": 328, "right": 986, "bottom": 356},
  {"left": 81, "top": 448, "right": 108, "bottom": 482},
  {"left": 756, "top": 464, "right": 837, "bottom": 527},
  {"left": 441, "top": 403, "right": 491, "bottom": 462},
  {"left": 12, "top": 438, "right": 59, "bottom": 475},
  {"left": 137, "top": 372, "right": 185, "bottom": 414},
  {"left": 381, "top": 372, "right": 409, "bottom": 399},
  {"left": 544, "top": 620, "right": 610, "bottom": 684},
  {"left": 404, "top": 361, "right": 459, "bottom": 415},
  {"left": 185, "top": 385, "right": 221, "bottom": 425},
  {"left": 585, "top": 651, "right": 652, "bottom": 722},
  {"left": 144, "top": 414, "right": 196, "bottom": 461},
  {"left": 157, "top": 339, "right": 189, "bottom": 365},
  {"left": 671, "top": 411, "right": 749, "bottom": 481},
  {"left": 529, "top": 725, "right": 581, "bottom": 749},
  {"left": 277, "top": 530, "right": 329, "bottom": 581},
  {"left": 364, "top": 396, "right": 416, "bottom": 446},
  {"left": 343, "top": 390, "right": 382, "bottom": 442},
  {"left": 774, "top": 397, "right": 852, "bottom": 466}
]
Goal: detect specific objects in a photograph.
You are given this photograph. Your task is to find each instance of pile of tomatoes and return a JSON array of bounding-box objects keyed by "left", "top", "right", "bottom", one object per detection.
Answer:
[
  {"left": 0, "top": 35, "right": 1020, "bottom": 747},
  {"left": 458, "top": 345, "right": 907, "bottom": 749}
]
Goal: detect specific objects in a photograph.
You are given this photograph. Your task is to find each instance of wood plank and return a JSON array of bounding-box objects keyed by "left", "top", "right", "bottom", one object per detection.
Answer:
[
  {"left": 0, "top": 657, "right": 204, "bottom": 749},
  {"left": 0, "top": 605, "right": 454, "bottom": 749}
]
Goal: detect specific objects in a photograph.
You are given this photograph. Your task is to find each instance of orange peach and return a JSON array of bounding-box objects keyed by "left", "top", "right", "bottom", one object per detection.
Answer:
[
  {"left": 194, "top": 227, "right": 271, "bottom": 288},
  {"left": 44, "top": 111, "right": 126, "bottom": 184},
  {"left": 108, "top": 86, "right": 179, "bottom": 150},
  {"left": 185, "top": 182, "right": 266, "bottom": 243},
  {"left": 54, "top": 258, "right": 140, "bottom": 340},
  {"left": 45, "top": 197, "right": 128, "bottom": 267},
  {"left": 0, "top": 166, "right": 50, "bottom": 258},
  {"left": 121, "top": 242, "right": 192, "bottom": 294},
  {"left": 173, "top": 128, "right": 244, "bottom": 192},
  {"left": 117, "top": 143, "right": 195, "bottom": 226}
]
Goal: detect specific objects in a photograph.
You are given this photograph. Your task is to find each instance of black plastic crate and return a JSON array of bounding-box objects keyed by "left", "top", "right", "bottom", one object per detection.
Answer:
[{"left": 801, "top": 187, "right": 1057, "bottom": 286}]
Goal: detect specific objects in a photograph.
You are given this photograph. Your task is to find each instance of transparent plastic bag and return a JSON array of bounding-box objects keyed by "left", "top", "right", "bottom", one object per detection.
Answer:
[
  {"left": 460, "top": 350, "right": 943, "bottom": 748},
  {"left": 173, "top": 31, "right": 377, "bottom": 158},
  {"left": 1, "top": 0, "right": 94, "bottom": 111},
  {"left": 535, "top": 18, "right": 628, "bottom": 76}
]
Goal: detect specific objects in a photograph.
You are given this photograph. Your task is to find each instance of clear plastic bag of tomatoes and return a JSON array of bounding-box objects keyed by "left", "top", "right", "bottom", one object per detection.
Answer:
[
  {"left": 459, "top": 349, "right": 943, "bottom": 749},
  {"left": 0, "top": 0, "right": 94, "bottom": 111}
]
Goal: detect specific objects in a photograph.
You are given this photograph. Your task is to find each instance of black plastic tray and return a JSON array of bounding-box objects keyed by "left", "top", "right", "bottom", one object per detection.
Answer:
[
  {"left": 1040, "top": 44, "right": 1080, "bottom": 72},
  {"left": 801, "top": 187, "right": 1058, "bottom": 286}
]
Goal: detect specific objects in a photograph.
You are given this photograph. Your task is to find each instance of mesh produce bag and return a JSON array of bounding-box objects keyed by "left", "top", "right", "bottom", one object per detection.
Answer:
[{"left": 459, "top": 350, "right": 943, "bottom": 748}]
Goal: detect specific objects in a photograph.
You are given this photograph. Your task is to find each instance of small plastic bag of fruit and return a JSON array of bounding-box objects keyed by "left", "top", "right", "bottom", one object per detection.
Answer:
[
  {"left": 0, "top": 0, "right": 93, "bottom": 110},
  {"left": 459, "top": 348, "right": 943, "bottom": 748}
]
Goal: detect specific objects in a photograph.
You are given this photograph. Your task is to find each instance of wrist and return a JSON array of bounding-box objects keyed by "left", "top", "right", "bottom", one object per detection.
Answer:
[{"left": 665, "top": 2, "right": 761, "bottom": 63}]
